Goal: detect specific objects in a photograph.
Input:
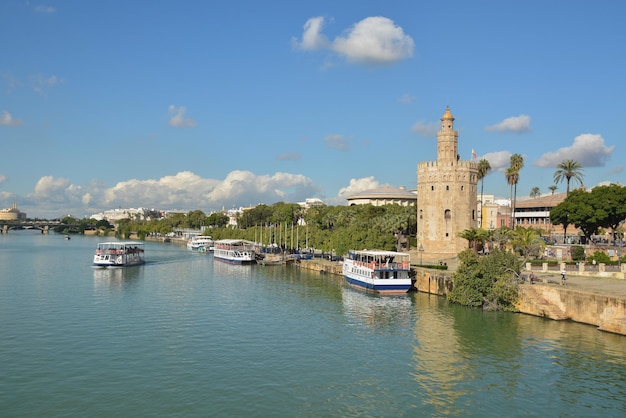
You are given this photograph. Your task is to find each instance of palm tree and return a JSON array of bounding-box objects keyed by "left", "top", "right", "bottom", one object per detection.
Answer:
[
  {"left": 529, "top": 186, "right": 541, "bottom": 198},
  {"left": 476, "top": 158, "right": 491, "bottom": 228},
  {"left": 548, "top": 185, "right": 558, "bottom": 195},
  {"left": 505, "top": 167, "right": 517, "bottom": 228},
  {"left": 553, "top": 159, "right": 584, "bottom": 195},
  {"left": 508, "top": 154, "right": 524, "bottom": 228}
]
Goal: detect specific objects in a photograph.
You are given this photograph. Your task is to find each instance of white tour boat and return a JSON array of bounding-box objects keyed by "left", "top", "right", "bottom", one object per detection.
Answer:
[
  {"left": 342, "top": 250, "right": 412, "bottom": 294},
  {"left": 213, "top": 239, "right": 257, "bottom": 264},
  {"left": 93, "top": 241, "right": 145, "bottom": 268},
  {"left": 187, "top": 235, "right": 214, "bottom": 251}
]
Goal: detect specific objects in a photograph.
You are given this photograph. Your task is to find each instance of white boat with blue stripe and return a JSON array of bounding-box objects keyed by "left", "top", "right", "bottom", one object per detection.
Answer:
[
  {"left": 213, "top": 239, "right": 257, "bottom": 264},
  {"left": 342, "top": 250, "right": 412, "bottom": 294}
]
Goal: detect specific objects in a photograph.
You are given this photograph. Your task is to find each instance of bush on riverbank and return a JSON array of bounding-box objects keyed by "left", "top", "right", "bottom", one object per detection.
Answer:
[{"left": 448, "top": 249, "right": 521, "bottom": 311}]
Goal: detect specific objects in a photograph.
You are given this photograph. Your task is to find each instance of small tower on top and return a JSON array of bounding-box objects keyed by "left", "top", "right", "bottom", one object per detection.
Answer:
[{"left": 437, "top": 107, "right": 459, "bottom": 163}]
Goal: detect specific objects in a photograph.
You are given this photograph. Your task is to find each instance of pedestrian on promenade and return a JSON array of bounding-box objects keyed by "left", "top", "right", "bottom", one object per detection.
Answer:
[
  {"left": 561, "top": 270, "right": 567, "bottom": 286},
  {"left": 529, "top": 272, "right": 536, "bottom": 284}
]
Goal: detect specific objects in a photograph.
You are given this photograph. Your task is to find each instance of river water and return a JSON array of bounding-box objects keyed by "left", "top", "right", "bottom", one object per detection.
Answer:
[{"left": 1, "top": 231, "right": 625, "bottom": 417}]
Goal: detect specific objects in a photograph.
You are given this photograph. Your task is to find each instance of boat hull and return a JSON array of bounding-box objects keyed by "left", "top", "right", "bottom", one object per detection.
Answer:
[{"left": 344, "top": 274, "right": 411, "bottom": 294}]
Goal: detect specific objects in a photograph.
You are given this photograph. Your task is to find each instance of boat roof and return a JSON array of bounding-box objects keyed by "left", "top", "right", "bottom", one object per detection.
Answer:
[
  {"left": 349, "top": 249, "right": 409, "bottom": 257},
  {"left": 215, "top": 239, "right": 256, "bottom": 245},
  {"left": 97, "top": 241, "right": 144, "bottom": 246}
]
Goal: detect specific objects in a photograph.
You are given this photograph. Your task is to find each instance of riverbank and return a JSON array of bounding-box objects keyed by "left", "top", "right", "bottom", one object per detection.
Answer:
[{"left": 298, "top": 256, "right": 626, "bottom": 336}]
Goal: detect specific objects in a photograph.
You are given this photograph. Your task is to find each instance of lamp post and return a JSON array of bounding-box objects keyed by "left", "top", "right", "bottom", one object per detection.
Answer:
[{"left": 419, "top": 243, "right": 424, "bottom": 266}]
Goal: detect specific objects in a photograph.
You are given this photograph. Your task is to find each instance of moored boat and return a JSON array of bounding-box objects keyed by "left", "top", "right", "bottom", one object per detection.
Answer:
[
  {"left": 213, "top": 239, "right": 256, "bottom": 264},
  {"left": 93, "top": 241, "right": 145, "bottom": 267},
  {"left": 187, "top": 235, "right": 214, "bottom": 251},
  {"left": 342, "top": 250, "right": 412, "bottom": 294}
]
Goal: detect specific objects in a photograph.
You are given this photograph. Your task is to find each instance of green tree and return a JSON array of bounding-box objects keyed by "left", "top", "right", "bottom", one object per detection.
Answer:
[
  {"left": 509, "top": 226, "right": 545, "bottom": 263},
  {"left": 548, "top": 185, "right": 558, "bottom": 195},
  {"left": 553, "top": 159, "right": 584, "bottom": 195},
  {"left": 459, "top": 227, "right": 490, "bottom": 252},
  {"left": 477, "top": 158, "right": 491, "bottom": 227},
  {"left": 549, "top": 197, "right": 575, "bottom": 244},
  {"left": 206, "top": 212, "right": 229, "bottom": 228},
  {"left": 529, "top": 187, "right": 541, "bottom": 198},
  {"left": 509, "top": 154, "right": 524, "bottom": 228},
  {"left": 505, "top": 167, "right": 518, "bottom": 228},
  {"left": 448, "top": 248, "right": 520, "bottom": 311},
  {"left": 590, "top": 184, "right": 626, "bottom": 242}
]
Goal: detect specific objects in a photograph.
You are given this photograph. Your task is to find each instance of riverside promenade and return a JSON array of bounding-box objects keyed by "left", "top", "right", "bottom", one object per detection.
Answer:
[{"left": 298, "top": 250, "right": 626, "bottom": 336}]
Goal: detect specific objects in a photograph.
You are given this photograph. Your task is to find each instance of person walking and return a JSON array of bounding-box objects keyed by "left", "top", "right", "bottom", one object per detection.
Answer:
[{"left": 560, "top": 269, "right": 567, "bottom": 286}]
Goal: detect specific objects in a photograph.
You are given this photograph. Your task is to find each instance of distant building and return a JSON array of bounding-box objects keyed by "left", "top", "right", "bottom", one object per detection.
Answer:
[
  {"left": 346, "top": 186, "right": 416, "bottom": 206},
  {"left": 479, "top": 194, "right": 511, "bottom": 230},
  {"left": 90, "top": 207, "right": 160, "bottom": 222},
  {"left": 299, "top": 198, "right": 325, "bottom": 209},
  {"left": 0, "top": 203, "right": 26, "bottom": 220}
]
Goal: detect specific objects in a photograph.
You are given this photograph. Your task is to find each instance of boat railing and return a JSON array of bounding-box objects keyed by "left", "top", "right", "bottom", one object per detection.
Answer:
[{"left": 351, "top": 260, "right": 410, "bottom": 270}]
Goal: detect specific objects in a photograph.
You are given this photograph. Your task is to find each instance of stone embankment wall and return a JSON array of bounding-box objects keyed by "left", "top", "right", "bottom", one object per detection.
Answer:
[
  {"left": 298, "top": 259, "right": 343, "bottom": 275},
  {"left": 516, "top": 286, "right": 626, "bottom": 335},
  {"left": 411, "top": 267, "right": 626, "bottom": 336}
]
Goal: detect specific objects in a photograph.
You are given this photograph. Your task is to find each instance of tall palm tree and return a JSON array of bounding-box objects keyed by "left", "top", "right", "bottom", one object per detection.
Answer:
[
  {"left": 505, "top": 167, "right": 518, "bottom": 228},
  {"left": 476, "top": 158, "right": 491, "bottom": 228},
  {"left": 508, "top": 154, "right": 524, "bottom": 228},
  {"left": 553, "top": 159, "right": 584, "bottom": 195},
  {"left": 548, "top": 185, "right": 558, "bottom": 195},
  {"left": 529, "top": 186, "right": 541, "bottom": 198}
]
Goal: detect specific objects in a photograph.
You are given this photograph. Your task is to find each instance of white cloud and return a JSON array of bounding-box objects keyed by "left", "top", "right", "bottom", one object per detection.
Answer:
[
  {"left": 0, "top": 110, "right": 23, "bottom": 126},
  {"left": 5, "top": 170, "right": 322, "bottom": 218},
  {"left": 411, "top": 120, "right": 438, "bottom": 137},
  {"left": 291, "top": 17, "right": 329, "bottom": 51},
  {"left": 332, "top": 177, "right": 383, "bottom": 205},
  {"left": 485, "top": 114, "right": 531, "bottom": 133},
  {"left": 168, "top": 105, "right": 197, "bottom": 128},
  {"left": 324, "top": 134, "right": 351, "bottom": 151},
  {"left": 275, "top": 152, "right": 301, "bottom": 161},
  {"left": 32, "top": 176, "right": 75, "bottom": 203},
  {"left": 294, "top": 16, "right": 414, "bottom": 66},
  {"left": 34, "top": 5, "right": 56, "bottom": 13},
  {"left": 31, "top": 74, "right": 62, "bottom": 95},
  {"left": 482, "top": 150, "right": 513, "bottom": 173},
  {"left": 398, "top": 93, "right": 415, "bottom": 104},
  {"left": 535, "top": 133, "right": 614, "bottom": 168}
]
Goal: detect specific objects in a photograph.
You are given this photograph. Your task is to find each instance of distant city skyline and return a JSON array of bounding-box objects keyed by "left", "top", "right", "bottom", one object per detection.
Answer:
[{"left": 1, "top": 1, "right": 624, "bottom": 218}]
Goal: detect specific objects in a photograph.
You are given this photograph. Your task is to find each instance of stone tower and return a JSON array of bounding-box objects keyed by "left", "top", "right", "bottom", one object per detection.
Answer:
[{"left": 416, "top": 107, "right": 478, "bottom": 262}]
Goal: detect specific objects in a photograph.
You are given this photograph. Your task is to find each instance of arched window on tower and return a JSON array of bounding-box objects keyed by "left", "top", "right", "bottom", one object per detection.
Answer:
[{"left": 444, "top": 209, "right": 451, "bottom": 238}]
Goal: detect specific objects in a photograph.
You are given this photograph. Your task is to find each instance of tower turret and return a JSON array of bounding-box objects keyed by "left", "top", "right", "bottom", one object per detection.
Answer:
[{"left": 437, "top": 107, "right": 459, "bottom": 163}]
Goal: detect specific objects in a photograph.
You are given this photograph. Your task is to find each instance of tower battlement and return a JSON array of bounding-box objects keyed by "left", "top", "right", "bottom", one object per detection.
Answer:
[{"left": 418, "top": 160, "right": 478, "bottom": 169}]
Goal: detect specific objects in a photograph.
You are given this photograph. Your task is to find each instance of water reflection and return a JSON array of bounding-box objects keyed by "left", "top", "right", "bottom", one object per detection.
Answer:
[
  {"left": 212, "top": 260, "right": 255, "bottom": 279},
  {"left": 410, "top": 294, "right": 626, "bottom": 416},
  {"left": 93, "top": 266, "right": 142, "bottom": 290},
  {"left": 341, "top": 287, "right": 413, "bottom": 329}
]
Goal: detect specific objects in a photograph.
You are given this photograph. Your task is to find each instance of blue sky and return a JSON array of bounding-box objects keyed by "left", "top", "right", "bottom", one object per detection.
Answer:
[{"left": 1, "top": 1, "right": 624, "bottom": 218}]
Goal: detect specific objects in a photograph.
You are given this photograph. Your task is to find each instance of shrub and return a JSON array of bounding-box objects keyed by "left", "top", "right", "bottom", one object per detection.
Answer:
[
  {"left": 448, "top": 248, "right": 521, "bottom": 311},
  {"left": 588, "top": 251, "right": 610, "bottom": 264},
  {"left": 570, "top": 245, "right": 585, "bottom": 261}
]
